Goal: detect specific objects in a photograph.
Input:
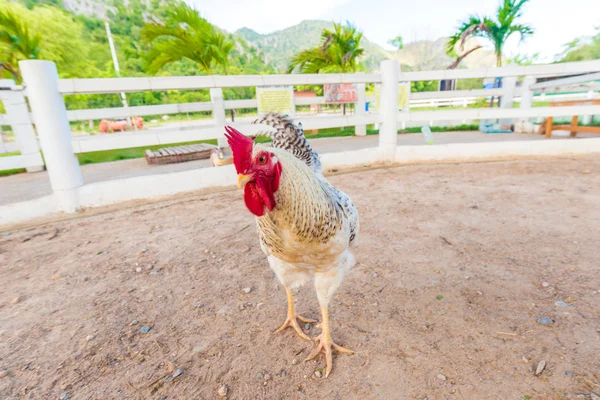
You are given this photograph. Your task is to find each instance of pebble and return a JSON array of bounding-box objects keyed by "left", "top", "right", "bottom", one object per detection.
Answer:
[
  {"left": 140, "top": 325, "right": 152, "bottom": 334},
  {"left": 164, "top": 376, "right": 174, "bottom": 383},
  {"left": 537, "top": 317, "right": 553, "bottom": 326},
  {"left": 218, "top": 306, "right": 232, "bottom": 315},
  {"left": 542, "top": 282, "right": 550, "bottom": 288},
  {"left": 217, "top": 385, "right": 228, "bottom": 397},
  {"left": 173, "top": 368, "right": 184, "bottom": 378},
  {"left": 281, "top": 370, "right": 287, "bottom": 377},
  {"left": 304, "top": 323, "right": 312, "bottom": 330},
  {"left": 314, "top": 370, "right": 322, "bottom": 378},
  {"left": 11, "top": 295, "right": 24, "bottom": 305},
  {"left": 60, "top": 393, "right": 71, "bottom": 400},
  {"left": 437, "top": 374, "right": 447, "bottom": 381},
  {"left": 264, "top": 374, "right": 271, "bottom": 381},
  {"left": 256, "top": 303, "right": 264, "bottom": 309},
  {"left": 135, "top": 267, "right": 142, "bottom": 273},
  {"left": 141, "top": 248, "right": 148, "bottom": 253},
  {"left": 535, "top": 360, "right": 546, "bottom": 376},
  {"left": 147, "top": 264, "right": 154, "bottom": 270},
  {"left": 565, "top": 370, "right": 573, "bottom": 377},
  {"left": 256, "top": 372, "right": 264, "bottom": 379},
  {"left": 555, "top": 301, "right": 572, "bottom": 308},
  {"left": 582, "top": 169, "right": 591, "bottom": 174},
  {"left": 291, "top": 359, "right": 298, "bottom": 365},
  {"left": 149, "top": 269, "right": 161, "bottom": 275},
  {"left": 242, "top": 287, "right": 252, "bottom": 294},
  {"left": 263, "top": 381, "right": 268, "bottom": 386},
  {"left": 51, "top": 274, "right": 61, "bottom": 280},
  {"left": 0, "top": 370, "right": 8, "bottom": 378},
  {"left": 129, "top": 320, "right": 139, "bottom": 326},
  {"left": 86, "top": 335, "right": 95, "bottom": 341}
]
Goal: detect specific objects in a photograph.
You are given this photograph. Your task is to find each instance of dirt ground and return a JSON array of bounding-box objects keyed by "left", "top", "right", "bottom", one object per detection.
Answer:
[{"left": 1, "top": 156, "right": 599, "bottom": 400}]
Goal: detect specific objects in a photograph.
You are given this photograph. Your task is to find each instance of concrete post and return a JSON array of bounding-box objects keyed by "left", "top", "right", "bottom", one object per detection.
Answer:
[
  {"left": 582, "top": 90, "right": 593, "bottom": 125},
  {"left": 210, "top": 87, "right": 227, "bottom": 148},
  {"left": 20, "top": 60, "right": 83, "bottom": 212},
  {"left": 355, "top": 81, "right": 367, "bottom": 136},
  {"left": 518, "top": 76, "right": 536, "bottom": 128},
  {"left": 1, "top": 80, "right": 44, "bottom": 172},
  {"left": 379, "top": 60, "right": 399, "bottom": 162},
  {"left": 500, "top": 76, "right": 517, "bottom": 127}
]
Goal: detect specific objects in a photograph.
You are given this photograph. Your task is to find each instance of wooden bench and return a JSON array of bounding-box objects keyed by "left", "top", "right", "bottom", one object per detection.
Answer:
[
  {"left": 542, "top": 99, "right": 600, "bottom": 138},
  {"left": 145, "top": 143, "right": 218, "bottom": 165}
]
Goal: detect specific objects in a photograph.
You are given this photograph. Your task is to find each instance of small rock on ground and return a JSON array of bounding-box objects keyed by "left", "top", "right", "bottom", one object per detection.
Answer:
[
  {"left": 173, "top": 368, "right": 184, "bottom": 378},
  {"left": 537, "top": 317, "right": 553, "bottom": 326},
  {"left": 218, "top": 385, "right": 228, "bottom": 397},
  {"left": 542, "top": 282, "right": 550, "bottom": 288},
  {"left": 535, "top": 360, "right": 546, "bottom": 376},
  {"left": 242, "top": 287, "right": 252, "bottom": 293},
  {"left": 140, "top": 325, "right": 152, "bottom": 334},
  {"left": 11, "top": 295, "right": 25, "bottom": 304},
  {"left": 437, "top": 374, "right": 447, "bottom": 381},
  {"left": 314, "top": 370, "right": 322, "bottom": 378},
  {"left": 86, "top": 335, "right": 95, "bottom": 341},
  {"left": 0, "top": 370, "right": 9, "bottom": 378}
]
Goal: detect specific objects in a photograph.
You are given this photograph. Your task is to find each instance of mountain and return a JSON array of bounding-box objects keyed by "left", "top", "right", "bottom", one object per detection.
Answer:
[
  {"left": 236, "top": 20, "right": 389, "bottom": 72},
  {"left": 236, "top": 20, "right": 497, "bottom": 72}
]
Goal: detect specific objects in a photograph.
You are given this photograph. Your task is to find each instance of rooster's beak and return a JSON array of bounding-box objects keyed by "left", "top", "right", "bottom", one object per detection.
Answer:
[{"left": 237, "top": 173, "right": 253, "bottom": 189}]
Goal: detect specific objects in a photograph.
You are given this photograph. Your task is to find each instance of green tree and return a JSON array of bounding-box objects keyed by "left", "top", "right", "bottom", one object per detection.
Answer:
[
  {"left": 0, "top": 4, "right": 40, "bottom": 81},
  {"left": 141, "top": 3, "right": 234, "bottom": 74},
  {"left": 388, "top": 35, "right": 404, "bottom": 50},
  {"left": 559, "top": 27, "right": 600, "bottom": 62},
  {"left": 1, "top": 1, "right": 92, "bottom": 80},
  {"left": 287, "top": 22, "right": 364, "bottom": 73},
  {"left": 447, "top": 0, "right": 533, "bottom": 67}
]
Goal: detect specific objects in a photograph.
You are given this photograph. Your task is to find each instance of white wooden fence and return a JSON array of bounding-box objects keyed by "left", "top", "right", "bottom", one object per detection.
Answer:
[{"left": 1, "top": 59, "right": 600, "bottom": 221}]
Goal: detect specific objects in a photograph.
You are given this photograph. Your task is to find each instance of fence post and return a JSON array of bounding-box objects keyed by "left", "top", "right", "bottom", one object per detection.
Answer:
[
  {"left": 379, "top": 60, "right": 399, "bottom": 162},
  {"left": 355, "top": 77, "right": 367, "bottom": 136},
  {"left": 1, "top": 80, "right": 44, "bottom": 172},
  {"left": 518, "top": 76, "right": 536, "bottom": 127},
  {"left": 210, "top": 87, "right": 227, "bottom": 148},
  {"left": 20, "top": 60, "right": 83, "bottom": 212},
  {"left": 582, "top": 90, "right": 593, "bottom": 125},
  {"left": 499, "top": 76, "right": 517, "bottom": 127}
]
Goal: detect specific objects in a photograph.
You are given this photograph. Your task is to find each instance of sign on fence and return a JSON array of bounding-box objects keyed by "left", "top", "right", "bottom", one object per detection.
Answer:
[
  {"left": 257, "top": 86, "right": 295, "bottom": 117},
  {"left": 374, "top": 83, "right": 410, "bottom": 110},
  {"left": 324, "top": 83, "right": 357, "bottom": 103}
]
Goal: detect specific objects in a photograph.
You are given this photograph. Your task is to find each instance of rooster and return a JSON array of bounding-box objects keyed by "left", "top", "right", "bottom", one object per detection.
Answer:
[{"left": 224, "top": 114, "right": 359, "bottom": 377}]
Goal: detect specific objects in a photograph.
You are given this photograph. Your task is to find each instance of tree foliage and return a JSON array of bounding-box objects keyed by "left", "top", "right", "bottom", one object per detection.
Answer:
[
  {"left": 559, "top": 27, "right": 600, "bottom": 62},
  {"left": 388, "top": 35, "right": 404, "bottom": 50},
  {"left": 447, "top": 0, "right": 533, "bottom": 67},
  {"left": 0, "top": 2, "right": 40, "bottom": 80},
  {"left": 141, "top": 3, "right": 234, "bottom": 74},
  {"left": 287, "top": 22, "right": 364, "bottom": 73}
]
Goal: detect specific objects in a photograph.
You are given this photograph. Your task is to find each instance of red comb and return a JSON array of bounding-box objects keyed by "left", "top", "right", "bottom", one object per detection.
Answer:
[{"left": 224, "top": 126, "right": 253, "bottom": 174}]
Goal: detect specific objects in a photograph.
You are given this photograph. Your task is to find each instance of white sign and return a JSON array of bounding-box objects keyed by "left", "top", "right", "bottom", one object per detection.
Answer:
[{"left": 256, "top": 86, "right": 295, "bottom": 117}]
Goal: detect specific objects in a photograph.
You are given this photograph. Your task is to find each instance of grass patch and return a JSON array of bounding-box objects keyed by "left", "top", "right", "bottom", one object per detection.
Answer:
[{"left": 0, "top": 152, "right": 26, "bottom": 177}]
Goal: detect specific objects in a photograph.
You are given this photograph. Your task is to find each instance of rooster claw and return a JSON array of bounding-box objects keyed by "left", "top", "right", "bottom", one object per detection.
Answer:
[
  {"left": 305, "top": 333, "right": 354, "bottom": 378},
  {"left": 275, "top": 315, "right": 313, "bottom": 341}
]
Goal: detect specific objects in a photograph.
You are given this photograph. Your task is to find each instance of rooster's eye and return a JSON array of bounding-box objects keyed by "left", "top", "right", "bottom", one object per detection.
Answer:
[{"left": 258, "top": 155, "right": 267, "bottom": 165}]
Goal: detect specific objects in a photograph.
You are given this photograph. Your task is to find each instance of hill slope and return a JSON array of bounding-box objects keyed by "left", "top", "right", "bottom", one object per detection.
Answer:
[{"left": 237, "top": 20, "right": 497, "bottom": 72}]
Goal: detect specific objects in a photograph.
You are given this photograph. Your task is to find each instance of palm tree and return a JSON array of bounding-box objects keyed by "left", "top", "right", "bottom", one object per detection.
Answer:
[
  {"left": 141, "top": 3, "right": 234, "bottom": 75},
  {"left": 287, "top": 22, "right": 364, "bottom": 74},
  {"left": 447, "top": 0, "right": 533, "bottom": 67},
  {"left": 0, "top": 8, "right": 41, "bottom": 81}
]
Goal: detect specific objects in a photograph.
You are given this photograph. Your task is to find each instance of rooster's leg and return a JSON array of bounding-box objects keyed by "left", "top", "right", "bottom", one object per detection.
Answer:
[
  {"left": 306, "top": 268, "right": 354, "bottom": 378},
  {"left": 275, "top": 288, "right": 315, "bottom": 341}
]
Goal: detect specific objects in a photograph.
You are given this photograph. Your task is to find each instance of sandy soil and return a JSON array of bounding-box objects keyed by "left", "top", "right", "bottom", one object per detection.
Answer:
[{"left": 1, "top": 156, "right": 599, "bottom": 400}]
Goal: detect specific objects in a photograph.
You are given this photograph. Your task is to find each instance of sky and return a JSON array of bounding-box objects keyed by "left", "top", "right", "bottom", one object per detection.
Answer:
[{"left": 192, "top": 0, "right": 599, "bottom": 62}]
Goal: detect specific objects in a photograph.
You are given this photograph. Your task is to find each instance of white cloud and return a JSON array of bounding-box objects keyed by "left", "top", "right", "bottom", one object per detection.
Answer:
[{"left": 190, "top": 0, "right": 351, "bottom": 33}]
